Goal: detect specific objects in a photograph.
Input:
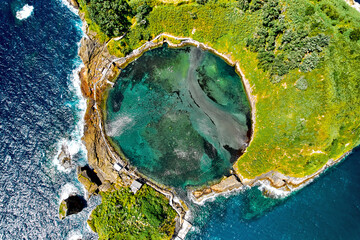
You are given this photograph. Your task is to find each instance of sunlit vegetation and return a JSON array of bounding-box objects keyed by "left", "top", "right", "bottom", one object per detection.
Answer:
[
  {"left": 78, "top": 0, "right": 360, "bottom": 179},
  {"left": 88, "top": 185, "right": 177, "bottom": 240}
]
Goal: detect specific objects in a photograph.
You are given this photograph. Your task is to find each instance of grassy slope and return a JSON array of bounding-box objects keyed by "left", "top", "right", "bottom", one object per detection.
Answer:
[{"left": 79, "top": 0, "right": 360, "bottom": 179}]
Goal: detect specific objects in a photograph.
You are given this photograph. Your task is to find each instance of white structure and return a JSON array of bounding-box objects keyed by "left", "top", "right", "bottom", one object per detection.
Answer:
[
  {"left": 130, "top": 180, "right": 143, "bottom": 194},
  {"left": 176, "top": 220, "right": 192, "bottom": 240},
  {"left": 113, "top": 162, "right": 123, "bottom": 172}
]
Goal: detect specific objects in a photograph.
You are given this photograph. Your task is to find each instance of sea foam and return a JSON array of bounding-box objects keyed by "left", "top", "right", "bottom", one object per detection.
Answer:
[
  {"left": 60, "top": 183, "right": 79, "bottom": 202},
  {"left": 16, "top": 4, "right": 34, "bottom": 20}
]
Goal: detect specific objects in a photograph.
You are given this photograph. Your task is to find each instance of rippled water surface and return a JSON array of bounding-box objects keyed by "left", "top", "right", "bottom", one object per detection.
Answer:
[
  {"left": 187, "top": 148, "right": 360, "bottom": 240},
  {"left": 0, "top": 0, "right": 98, "bottom": 239}
]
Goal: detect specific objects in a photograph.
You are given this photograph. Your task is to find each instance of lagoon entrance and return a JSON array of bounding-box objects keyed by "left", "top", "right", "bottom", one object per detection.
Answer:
[{"left": 105, "top": 45, "right": 251, "bottom": 188}]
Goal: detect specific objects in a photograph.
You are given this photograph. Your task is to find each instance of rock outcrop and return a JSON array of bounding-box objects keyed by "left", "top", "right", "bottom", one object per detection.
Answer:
[
  {"left": 192, "top": 175, "right": 243, "bottom": 202},
  {"left": 66, "top": 0, "right": 79, "bottom": 9},
  {"left": 59, "top": 194, "right": 87, "bottom": 220},
  {"left": 57, "top": 144, "right": 72, "bottom": 169},
  {"left": 77, "top": 165, "right": 102, "bottom": 197}
]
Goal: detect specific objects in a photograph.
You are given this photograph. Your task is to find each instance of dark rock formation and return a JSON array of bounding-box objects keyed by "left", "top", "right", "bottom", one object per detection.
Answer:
[
  {"left": 77, "top": 165, "right": 102, "bottom": 197},
  {"left": 59, "top": 194, "right": 87, "bottom": 220}
]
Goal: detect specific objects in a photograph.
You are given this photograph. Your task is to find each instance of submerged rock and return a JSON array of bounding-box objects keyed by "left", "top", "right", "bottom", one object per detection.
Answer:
[{"left": 59, "top": 194, "right": 87, "bottom": 220}]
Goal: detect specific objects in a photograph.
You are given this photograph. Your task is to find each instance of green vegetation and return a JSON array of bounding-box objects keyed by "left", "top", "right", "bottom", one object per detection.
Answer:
[
  {"left": 79, "top": 0, "right": 360, "bottom": 179},
  {"left": 87, "top": 0, "right": 133, "bottom": 37},
  {"left": 88, "top": 185, "right": 177, "bottom": 240},
  {"left": 246, "top": 0, "right": 330, "bottom": 78},
  {"left": 59, "top": 200, "right": 67, "bottom": 220}
]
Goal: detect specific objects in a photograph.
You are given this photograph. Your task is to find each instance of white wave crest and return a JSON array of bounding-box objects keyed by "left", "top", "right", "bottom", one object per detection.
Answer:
[
  {"left": 53, "top": 61, "right": 87, "bottom": 173},
  {"left": 16, "top": 4, "right": 34, "bottom": 20},
  {"left": 67, "top": 230, "right": 83, "bottom": 240},
  {"left": 60, "top": 0, "right": 78, "bottom": 14},
  {"left": 60, "top": 183, "right": 79, "bottom": 202}
]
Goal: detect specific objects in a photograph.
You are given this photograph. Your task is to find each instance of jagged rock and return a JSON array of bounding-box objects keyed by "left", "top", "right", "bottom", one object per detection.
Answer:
[
  {"left": 67, "top": 0, "right": 79, "bottom": 9},
  {"left": 210, "top": 175, "right": 243, "bottom": 193},
  {"left": 99, "top": 180, "right": 113, "bottom": 192},
  {"left": 271, "top": 177, "right": 286, "bottom": 188},
  {"left": 59, "top": 194, "right": 87, "bottom": 220},
  {"left": 193, "top": 188, "right": 212, "bottom": 198},
  {"left": 58, "top": 144, "right": 72, "bottom": 169},
  {"left": 79, "top": 38, "right": 97, "bottom": 65},
  {"left": 77, "top": 165, "right": 102, "bottom": 197}
]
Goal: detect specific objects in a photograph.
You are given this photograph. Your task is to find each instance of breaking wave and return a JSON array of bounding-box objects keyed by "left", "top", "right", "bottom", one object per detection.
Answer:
[{"left": 16, "top": 4, "right": 33, "bottom": 20}]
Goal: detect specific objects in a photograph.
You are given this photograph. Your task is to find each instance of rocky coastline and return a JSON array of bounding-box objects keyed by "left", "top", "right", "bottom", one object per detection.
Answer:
[{"left": 69, "top": 0, "right": 359, "bottom": 238}]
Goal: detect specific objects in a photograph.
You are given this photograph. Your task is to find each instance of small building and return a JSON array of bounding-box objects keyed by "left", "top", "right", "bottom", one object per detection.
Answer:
[
  {"left": 130, "top": 180, "right": 143, "bottom": 194},
  {"left": 176, "top": 220, "right": 192, "bottom": 240},
  {"left": 113, "top": 162, "right": 123, "bottom": 172}
]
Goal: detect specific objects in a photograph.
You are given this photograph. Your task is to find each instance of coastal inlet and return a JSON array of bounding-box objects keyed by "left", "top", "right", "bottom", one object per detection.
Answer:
[{"left": 105, "top": 45, "right": 251, "bottom": 188}]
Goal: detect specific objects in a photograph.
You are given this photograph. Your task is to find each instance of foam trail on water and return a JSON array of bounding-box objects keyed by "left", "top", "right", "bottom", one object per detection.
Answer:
[
  {"left": 53, "top": 61, "right": 87, "bottom": 172},
  {"left": 16, "top": 4, "right": 34, "bottom": 20}
]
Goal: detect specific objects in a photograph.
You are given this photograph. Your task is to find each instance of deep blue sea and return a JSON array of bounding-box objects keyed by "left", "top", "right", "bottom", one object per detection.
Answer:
[
  {"left": 188, "top": 148, "right": 360, "bottom": 240},
  {"left": 1, "top": 0, "right": 360, "bottom": 239},
  {"left": 0, "top": 0, "right": 98, "bottom": 239}
]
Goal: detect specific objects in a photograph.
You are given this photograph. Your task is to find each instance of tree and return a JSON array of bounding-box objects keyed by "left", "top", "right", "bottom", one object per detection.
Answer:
[
  {"left": 349, "top": 29, "right": 360, "bottom": 42},
  {"left": 238, "top": 0, "right": 251, "bottom": 11},
  {"left": 89, "top": 0, "right": 132, "bottom": 37}
]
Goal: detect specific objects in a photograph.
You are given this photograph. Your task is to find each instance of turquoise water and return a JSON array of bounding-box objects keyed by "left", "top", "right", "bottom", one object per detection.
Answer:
[{"left": 106, "top": 46, "right": 251, "bottom": 188}]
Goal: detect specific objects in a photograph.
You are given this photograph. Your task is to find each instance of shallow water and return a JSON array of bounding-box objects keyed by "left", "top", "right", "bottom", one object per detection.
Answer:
[{"left": 106, "top": 46, "right": 251, "bottom": 188}]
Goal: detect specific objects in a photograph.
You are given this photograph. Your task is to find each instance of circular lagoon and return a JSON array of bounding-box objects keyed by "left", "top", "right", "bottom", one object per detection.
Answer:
[{"left": 105, "top": 45, "right": 251, "bottom": 188}]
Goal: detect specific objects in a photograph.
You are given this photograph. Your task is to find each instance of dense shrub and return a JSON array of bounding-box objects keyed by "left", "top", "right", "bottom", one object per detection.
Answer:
[
  {"left": 136, "top": 3, "right": 152, "bottom": 26},
  {"left": 246, "top": 0, "right": 330, "bottom": 78},
  {"left": 305, "top": 6, "right": 315, "bottom": 16},
  {"left": 88, "top": 185, "right": 177, "bottom": 240},
  {"left": 349, "top": 28, "right": 360, "bottom": 41},
  {"left": 238, "top": 0, "right": 251, "bottom": 11},
  {"left": 300, "top": 52, "right": 320, "bottom": 72},
  {"left": 321, "top": 3, "right": 339, "bottom": 20},
  {"left": 88, "top": 0, "right": 132, "bottom": 37}
]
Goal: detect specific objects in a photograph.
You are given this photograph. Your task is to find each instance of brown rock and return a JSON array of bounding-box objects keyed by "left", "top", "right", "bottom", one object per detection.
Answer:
[
  {"left": 210, "top": 175, "right": 243, "bottom": 193},
  {"left": 67, "top": 0, "right": 79, "bottom": 9}
]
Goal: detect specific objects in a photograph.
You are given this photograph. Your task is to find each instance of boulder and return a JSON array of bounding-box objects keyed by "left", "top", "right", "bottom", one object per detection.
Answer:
[
  {"left": 67, "top": 0, "right": 79, "bottom": 9},
  {"left": 77, "top": 165, "right": 102, "bottom": 197},
  {"left": 59, "top": 194, "right": 87, "bottom": 220},
  {"left": 58, "top": 144, "right": 72, "bottom": 169}
]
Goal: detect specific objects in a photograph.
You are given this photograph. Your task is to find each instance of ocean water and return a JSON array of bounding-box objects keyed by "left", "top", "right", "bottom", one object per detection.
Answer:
[
  {"left": 1, "top": 0, "right": 360, "bottom": 239},
  {"left": 187, "top": 148, "right": 360, "bottom": 240},
  {"left": 106, "top": 46, "right": 250, "bottom": 188},
  {"left": 0, "top": 0, "right": 98, "bottom": 239}
]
